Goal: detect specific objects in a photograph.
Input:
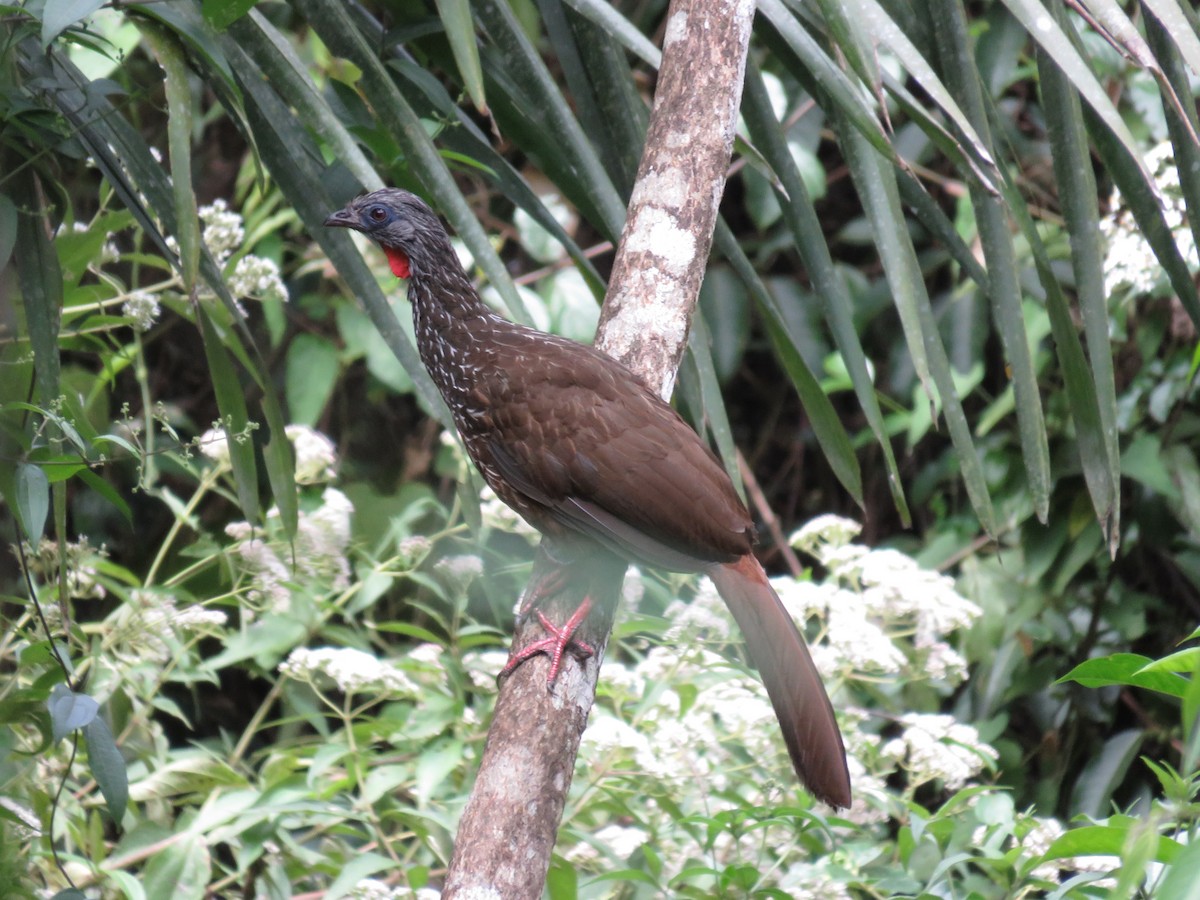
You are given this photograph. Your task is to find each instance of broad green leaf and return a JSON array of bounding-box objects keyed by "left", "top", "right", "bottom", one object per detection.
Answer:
[
  {"left": 48, "top": 683, "right": 99, "bottom": 741},
  {"left": 14, "top": 462, "right": 49, "bottom": 543},
  {"left": 1070, "top": 730, "right": 1147, "bottom": 818},
  {"left": 202, "top": 0, "right": 257, "bottom": 30},
  {"left": 1058, "top": 653, "right": 1188, "bottom": 698},
  {"left": 140, "top": 832, "right": 211, "bottom": 900},
  {"left": 286, "top": 334, "right": 340, "bottom": 427},
  {"left": 129, "top": 753, "right": 247, "bottom": 802},
  {"left": 85, "top": 715, "right": 128, "bottom": 824},
  {"left": 321, "top": 852, "right": 396, "bottom": 900},
  {"left": 415, "top": 738, "right": 464, "bottom": 807},
  {"left": 1044, "top": 823, "right": 1180, "bottom": 864},
  {"left": 41, "top": 0, "right": 106, "bottom": 47},
  {"left": 1155, "top": 831, "right": 1200, "bottom": 900}
]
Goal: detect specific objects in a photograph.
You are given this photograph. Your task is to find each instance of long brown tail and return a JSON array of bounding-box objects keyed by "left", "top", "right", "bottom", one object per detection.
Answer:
[{"left": 708, "top": 554, "right": 851, "bottom": 808}]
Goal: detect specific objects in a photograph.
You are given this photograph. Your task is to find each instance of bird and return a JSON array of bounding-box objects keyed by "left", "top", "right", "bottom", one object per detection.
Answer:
[{"left": 324, "top": 188, "right": 851, "bottom": 808}]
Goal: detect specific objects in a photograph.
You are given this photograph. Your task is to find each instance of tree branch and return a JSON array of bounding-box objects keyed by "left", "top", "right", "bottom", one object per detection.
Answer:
[{"left": 442, "top": 1, "right": 755, "bottom": 896}]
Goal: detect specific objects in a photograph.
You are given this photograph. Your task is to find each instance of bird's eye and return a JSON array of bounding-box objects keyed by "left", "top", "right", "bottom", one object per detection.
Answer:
[{"left": 368, "top": 206, "right": 388, "bottom": 222}]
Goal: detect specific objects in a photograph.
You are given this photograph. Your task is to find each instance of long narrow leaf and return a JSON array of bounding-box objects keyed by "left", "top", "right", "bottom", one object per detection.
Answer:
[
  {"left": 928, "top": 0, "right": 1050, "bottom": 523},
  {"left": 434, "top": 0, "right": 487, "bottom": 114},
  {"left": 1037, "top": 4, "right": 1120, "bottom": 552},
  {"left": 714, "top": 222, "right": 865, "bottom": 508},
  {"left": 472, "top": 0, "right": 626, "bottom": 238},
  {"left": 998, "top": 0, "right": 1157, "bottom": 193},
  {"left": 839, "top": 121, "right": 995, "bottom": 533},
  {"left": 217, "top": 36, "right": 450, "bottom": 426},
  {"left": 743, "top": 61, "right": 909, "bottom": 524},
  {"left": 1144, "top": 8, "right": 1200, "bottom": 292},
  {"left": 293, "top": 0, "right": 532, "bottom": 324},
  {"left": 196, "top": 305, "right": 260, "bottom": 525}
]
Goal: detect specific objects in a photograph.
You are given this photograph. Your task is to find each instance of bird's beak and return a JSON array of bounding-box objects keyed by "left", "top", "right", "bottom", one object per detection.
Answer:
[{"left": 323, "top": 206, "right": 360, "bottom": 231}]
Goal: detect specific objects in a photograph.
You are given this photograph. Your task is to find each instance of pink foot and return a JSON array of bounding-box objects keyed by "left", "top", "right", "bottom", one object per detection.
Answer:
[{"left": 499, "top": 598, "right": 594, "bottom": 686}]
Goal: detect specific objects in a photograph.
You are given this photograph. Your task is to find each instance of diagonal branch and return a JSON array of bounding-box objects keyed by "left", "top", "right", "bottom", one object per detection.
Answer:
[{"left": 442, "top": 1, "right": 755, "bottom": 896}]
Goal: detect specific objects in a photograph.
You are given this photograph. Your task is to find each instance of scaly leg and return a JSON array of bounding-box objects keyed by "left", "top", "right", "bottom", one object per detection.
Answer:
[{"left": 498, "top": 596, "right": 594, "bottom": 685}]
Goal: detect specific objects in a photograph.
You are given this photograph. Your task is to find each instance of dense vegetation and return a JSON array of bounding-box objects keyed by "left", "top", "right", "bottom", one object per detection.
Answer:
[{"left": 2, "top": 0, "right": 1199, "bottom": 897}]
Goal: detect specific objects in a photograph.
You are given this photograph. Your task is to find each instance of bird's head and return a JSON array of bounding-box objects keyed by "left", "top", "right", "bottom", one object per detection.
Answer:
[{"left": 324, "top": 188, "right": 447, "bottom": 280}]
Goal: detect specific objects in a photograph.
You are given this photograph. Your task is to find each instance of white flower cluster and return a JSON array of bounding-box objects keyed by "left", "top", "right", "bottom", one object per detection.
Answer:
[
  {"left": 286, "top": 424, "right": 338, "bottom": 484},
  {"left": 581, "top": 642, "right": 783, "bottom": 792},
  {"left": 1100, "top": 141, "right": 1200, "bottom": 300},
  {"left": 787, "top": 515, "right": 981, "bottom": 683},
  {"left": 121, "top": 290, "right": 161, "bottom": 332},
  {"left": 479, "top": 485, "right": 538, "bottom": 538},
  {"left": 347, "top": 880, "right": 440, "bottom": 900},
  {"left": 881, "top": 713, "right": 998, "bottom": 790},
  {"left": 173, "top": 199, "right": 289, "bottom": 306},
  {"left": 1015, "top": 816, "right": 1117, "bottom": 886},
  {"left": 662, "top": 576, "right": 734, "bottom": 641},
  {"left": 563, "top": 823, "right": 649, "bottom": 864},
  {"left": 110, "top": 592, "right": 228, "bottom": 666},
  {"left": 225, "top": 485, "right": 353, "bottom": 613},
  {"left": 199, "top": 198, "right": 245, "bottom": 262},
  {"left": 228, "top": 253, "right": 287, "bottom": 304},
  {"left": 433, "top": 554, "right": 484, "bottom": 593},
  {"left": 279, "top": 646, "right": 417, "bottom": 697},
  {"left": 21, "top": 537, "right": 107, "bottom": 600}
]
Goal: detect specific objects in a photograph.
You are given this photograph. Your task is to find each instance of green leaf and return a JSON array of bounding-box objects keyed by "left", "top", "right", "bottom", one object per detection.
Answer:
[
  {"left": 202, "top": 0, "right": 257, "bottom": 30},
  {"left": 1044, "top": 823, "right": 1180, "bottom": 864},
  {"left": 712, "top": 222, "right": 864, "bottom": 507},
  {"left": 928, "top": 0, "right": 1049, "bottom": 523},
  {"left": 838, "top": 119, "right": 993, "bottom": 532},
  {"left": 743, "top": 62, "right": 909, "bottom": 524},
  {"left": 129, "top": 753, "right": 247, "bottom": 802},
  {"left": 1155, "top": 830, "right": 1200, "bottom": 900},
  {"left": 321, "top": 851, "right": 395, "bottom": 900},
  {"left": 14, "top": 462, "right": 49, "bottom": 543},
  {"left": 76, "top": 467, "right": 132, "bottom": 528},
  {"left": 286, "top": 333, "right": 340, "bottom": 426},
  {"left": 0, "top": 193, "right": 16, "bottom": 271},
  {"left": 1070, "top": 731, "right": 1147, "bottom": 818},
  {"left": 41, "top": 0, "right": 106, "bottom": 47},
  {"left": 1036, "top": 7, "right": 1120, "bottom": 551},
  {"left": 141, "top": 22, "right": 199, "bottom": 293},
  {"left": 435, "top": 0, "right": 487, "bottom": 114},
  {"left": 141, "top": 831, "right": 212, "bottom": 900},
  {"left": 1058, "top": 653, "right": 1188, "bottom": 698},
  {"left": 85, "top": 715, "right": 128, "bottom": 824},
  {"left": 196, "top": 304, "right": 260, "bottom": 524},
  {"left": 48, "top": 683, "right": 99, "bottom": 741},
  {"left": 415, "top": 738, "right": 465, "bottom": 806}
]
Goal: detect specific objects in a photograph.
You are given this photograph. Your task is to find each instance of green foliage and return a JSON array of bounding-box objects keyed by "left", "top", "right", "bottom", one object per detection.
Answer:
[{"left": 2, "top": 0, "right": 1200, "bottom": 897}]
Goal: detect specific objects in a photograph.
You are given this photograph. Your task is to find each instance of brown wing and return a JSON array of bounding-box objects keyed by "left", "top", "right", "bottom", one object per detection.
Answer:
[{"left": 475, "top": 328, "right": 754, "bottom": 571}]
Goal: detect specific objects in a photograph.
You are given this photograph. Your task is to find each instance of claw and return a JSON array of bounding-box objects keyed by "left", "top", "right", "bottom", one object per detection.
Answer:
[{"left": 499, "top": 597, "right": 594, "bottom": 685}]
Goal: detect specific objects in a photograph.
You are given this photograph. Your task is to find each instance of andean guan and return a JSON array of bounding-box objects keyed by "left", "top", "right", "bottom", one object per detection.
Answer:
[{"left": 325, "top": 188, "right": 851, "bottom": 808}]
